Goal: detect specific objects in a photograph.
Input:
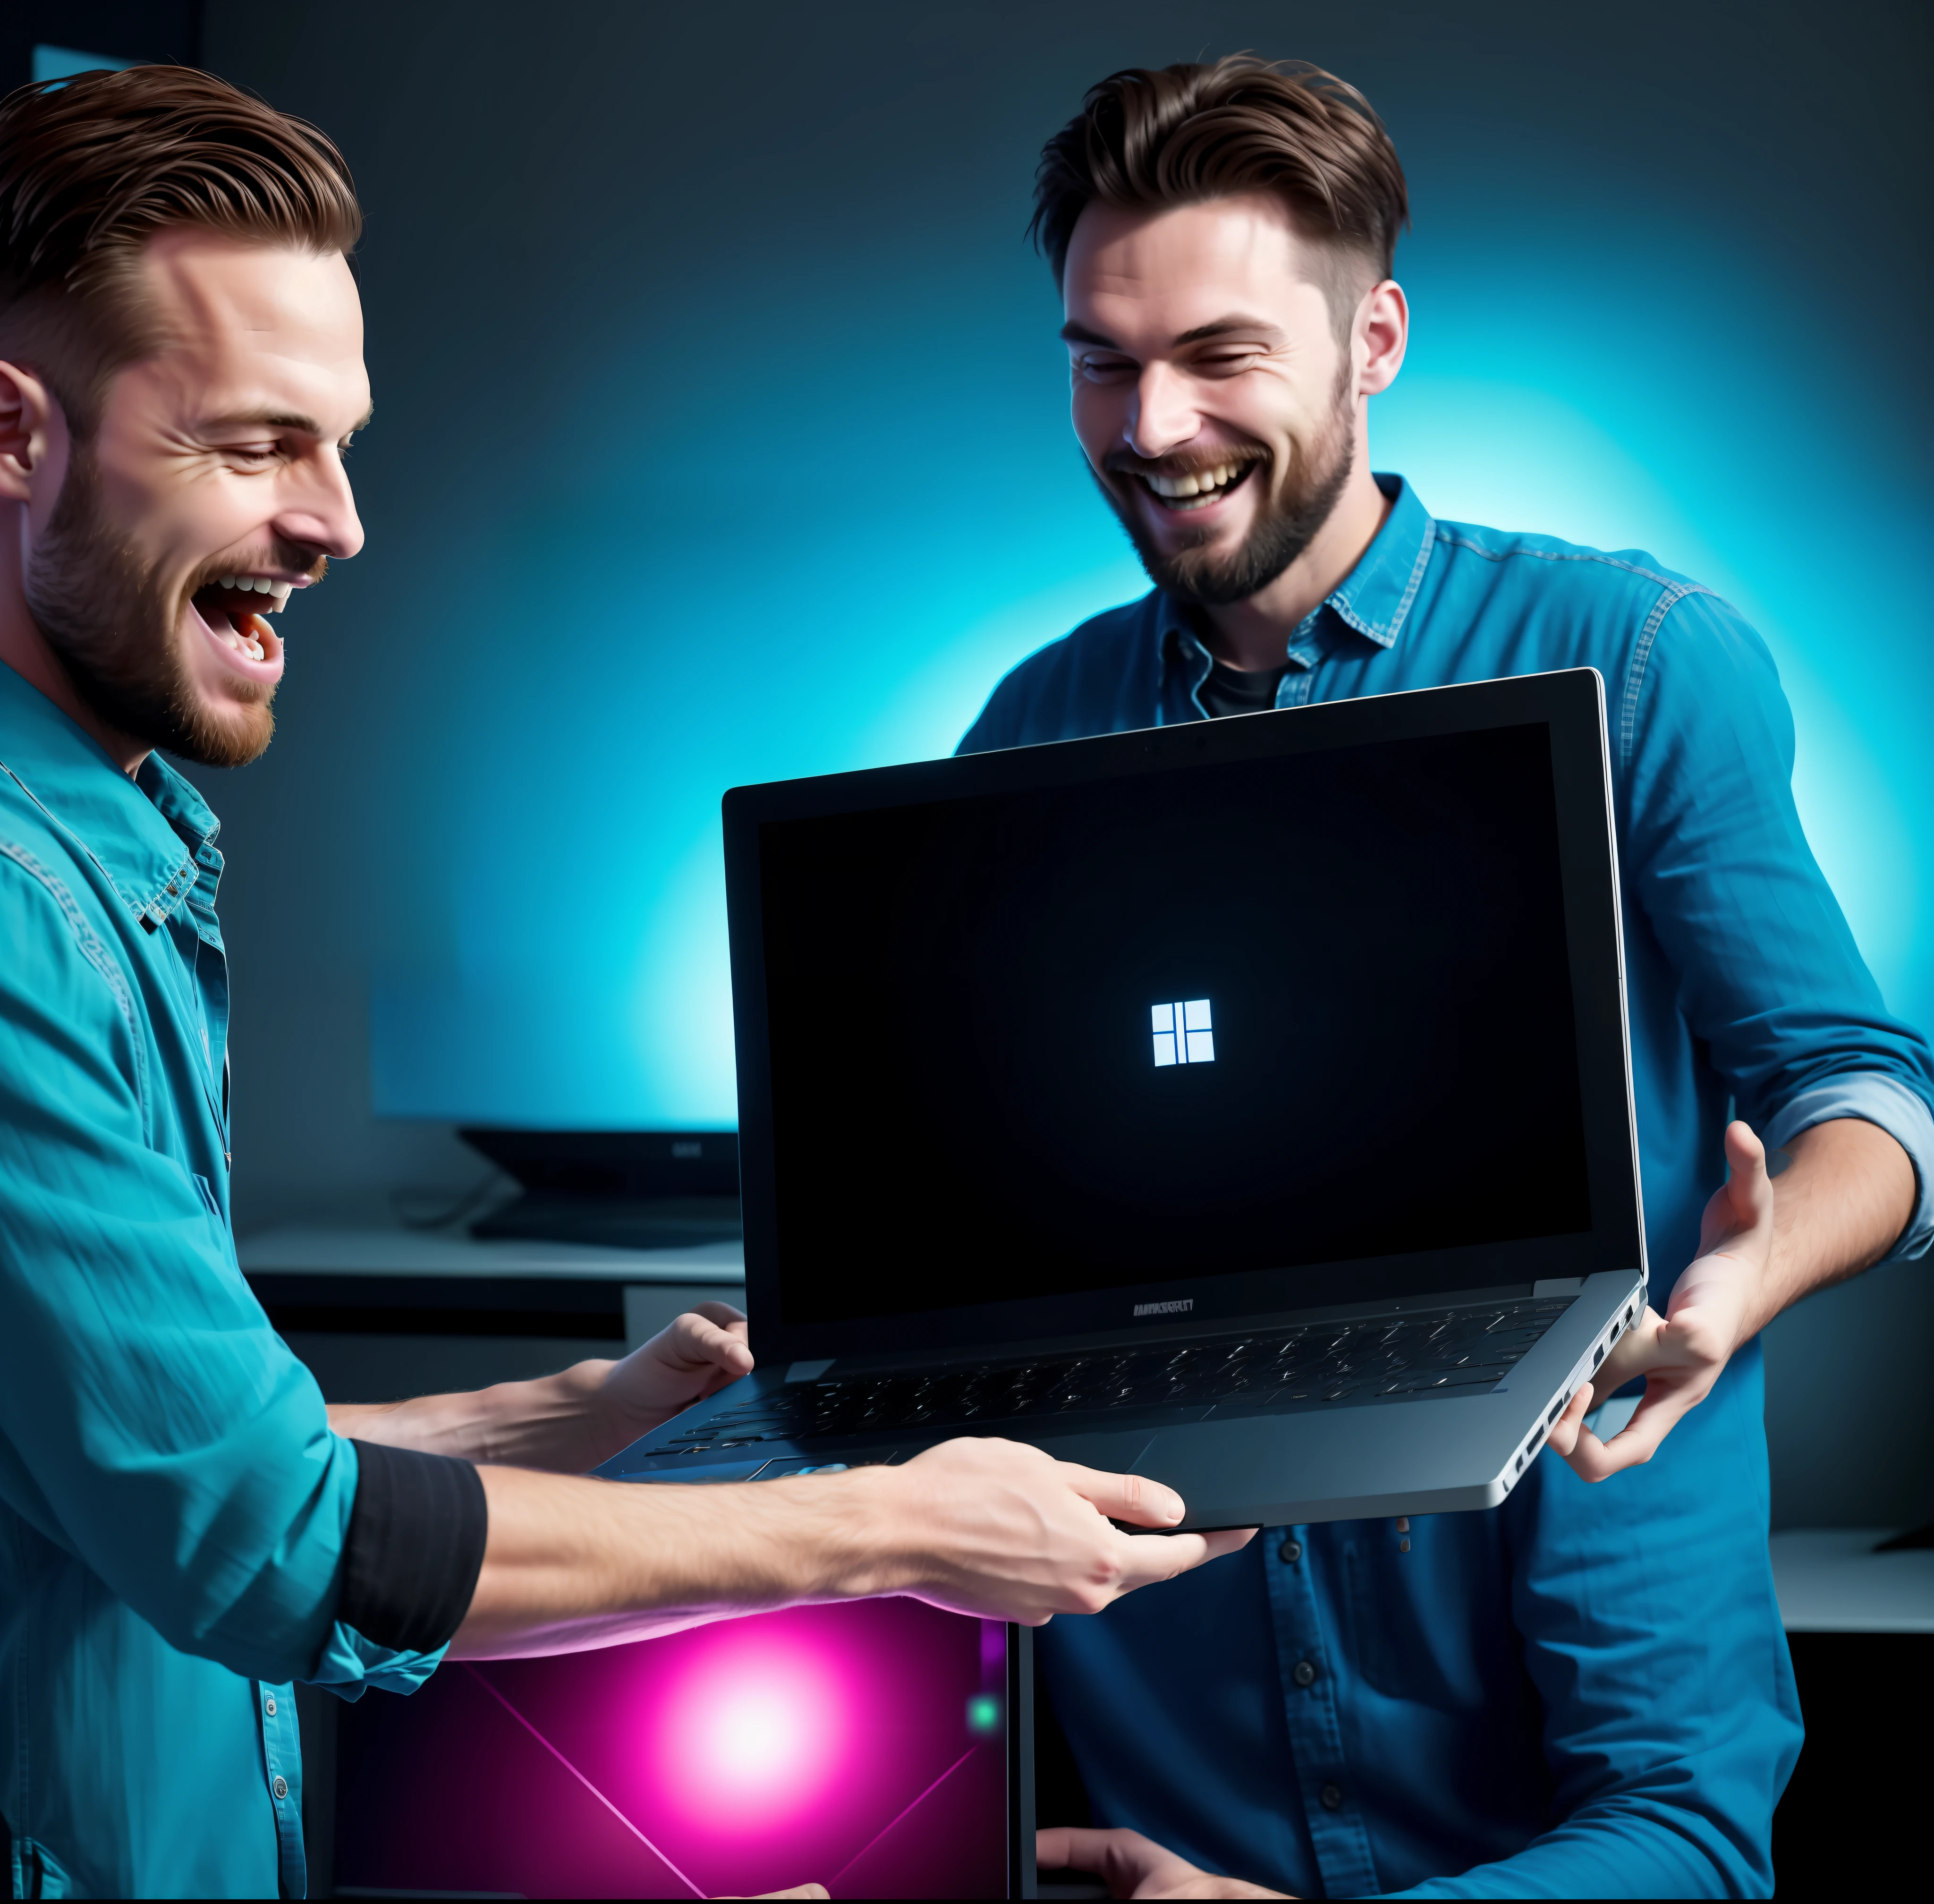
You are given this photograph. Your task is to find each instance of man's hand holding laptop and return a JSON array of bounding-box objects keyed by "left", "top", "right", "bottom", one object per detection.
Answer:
[
  {"left": 852, "top": 1439, "right": 1256, "bottom": 1622},
  {"left": 1552, "top": 1112, "right": 1908, "bottom": 1479}
]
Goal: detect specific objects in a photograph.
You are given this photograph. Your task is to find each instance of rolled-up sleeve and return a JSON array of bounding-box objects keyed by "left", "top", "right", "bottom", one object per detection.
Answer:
[
  {"left": 1620, "top": 590, "right": 1934, "bottom": 1258},
  {"left": 1761, "top": 1072, "right": 1933, "bottom": 1260},
  {"left": 0, "top": 862, "right": 355, "bottom": 1685}
]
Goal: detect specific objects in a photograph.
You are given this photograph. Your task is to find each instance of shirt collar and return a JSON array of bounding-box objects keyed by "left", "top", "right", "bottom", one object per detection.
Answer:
[
  {"left": 0, "top": 661, "right": 220, "bottom": 932},
  {"left": 1156, "top": 473, "right": 1438, "bottom": 663},
  {"left": 1327, "top": 474, "right": 1436, "bottom": 648}
]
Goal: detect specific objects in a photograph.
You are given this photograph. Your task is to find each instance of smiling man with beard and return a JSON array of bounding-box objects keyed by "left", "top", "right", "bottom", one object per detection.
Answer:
[
  {"left": 966, "top": 56, "right": 1934, "bottom": 1901},
  {"left": 0, "top": 67, "right": 1245, "bottom": 1899}
]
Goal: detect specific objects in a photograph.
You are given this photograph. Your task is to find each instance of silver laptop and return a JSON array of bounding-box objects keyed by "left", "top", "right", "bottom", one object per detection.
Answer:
[{"left": 600, "top": 668, "right": 1646, "bottom": 1527}]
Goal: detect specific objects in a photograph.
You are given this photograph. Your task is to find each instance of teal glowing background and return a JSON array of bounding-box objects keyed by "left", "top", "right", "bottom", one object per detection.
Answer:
[{"left": 198, "top": 1, "right": 1933, "bottom": 1142}]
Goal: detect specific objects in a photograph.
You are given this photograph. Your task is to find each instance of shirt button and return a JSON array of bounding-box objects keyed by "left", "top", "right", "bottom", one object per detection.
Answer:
[
  {"left": 263, "top": 1695, "right": 277, "bottom": 1717},
  {"left": 1279, "top": 1537, "right": 1303, "bottom": 1564},
  {"left": 271, "top": 1775, "right": 288, "bottom": 1801},
  {"left": 1320, "top": 1781, "right": 1343, "bottom": 1811},
  {"left": 1292, "top": 1658, "right": 1318, "bottom": 1688}
]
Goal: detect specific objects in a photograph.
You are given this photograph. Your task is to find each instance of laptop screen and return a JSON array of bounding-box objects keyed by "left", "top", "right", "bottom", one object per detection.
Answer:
[{"left": 755, "top": 718, "right": 1596, "bottom": 1331}]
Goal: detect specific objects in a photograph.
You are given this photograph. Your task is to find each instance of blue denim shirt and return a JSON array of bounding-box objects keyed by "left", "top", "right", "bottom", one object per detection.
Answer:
[
  {"left": 0, "top": 663, "right": 441, "bottom": 1900},
  {"left": 963, "top": 477, "right": 1934, "bottom": 1897}
]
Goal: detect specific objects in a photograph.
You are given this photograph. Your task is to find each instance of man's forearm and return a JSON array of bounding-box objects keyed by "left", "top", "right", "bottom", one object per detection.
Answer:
[
  {"left": 1756, "top": 1116, "right": 1915, "bottom": 1327},
  {"left": 447, "top": 1460, "right": 889, "bottom": 1656},
  {"left": 328, "top": 1360, "right": 627, "bottom": 1473},
  {"left": 444, "top": 1438, "right": 1249, "bottom": 1658}
]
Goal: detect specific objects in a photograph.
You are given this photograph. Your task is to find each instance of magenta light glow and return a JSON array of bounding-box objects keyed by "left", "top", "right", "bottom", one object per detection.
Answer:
[
  {"left": 335, "top": 1597, "right": 1009, "bottom": 1898},
  {"left": 652, "top": 1631, "right": 853, "bottom": 1829}
]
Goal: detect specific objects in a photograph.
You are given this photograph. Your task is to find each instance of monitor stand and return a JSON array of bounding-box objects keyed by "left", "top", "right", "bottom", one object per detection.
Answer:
[
  {"left": 458, "top": 1127, "right": 743, "bottom": 1250},
  {"left": 470, "top": 1191, "right": 741, "bottom": 1251}
]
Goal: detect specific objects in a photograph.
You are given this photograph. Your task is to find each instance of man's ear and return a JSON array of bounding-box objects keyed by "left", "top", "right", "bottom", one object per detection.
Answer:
[
  {"left": 1354, "top": 280, "right": 1409, "bottom": 401},
  {"left": 0, "top": 360, "right": 60, "bottom": 503}
]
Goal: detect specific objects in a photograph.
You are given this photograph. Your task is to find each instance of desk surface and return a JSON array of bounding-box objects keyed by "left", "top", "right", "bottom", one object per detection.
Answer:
[
  {"left": 237, "top": 1224, "right": 746, "bottom": 1285},
  {"left": 1769, "top": 1529, "right": 1934, "bottom": 1633}
]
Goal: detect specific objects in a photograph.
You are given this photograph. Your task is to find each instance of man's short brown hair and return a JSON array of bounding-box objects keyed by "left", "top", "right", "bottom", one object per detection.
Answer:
[
  {"left": 1032, "top": 55, "right": 1409, "bottom": 324},
  {"left": 0, "top": 65, "right": 361, "bottom": 433}
]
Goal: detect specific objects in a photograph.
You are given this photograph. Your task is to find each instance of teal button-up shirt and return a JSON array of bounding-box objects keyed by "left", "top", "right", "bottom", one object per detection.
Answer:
[{"left": 0, "top": 663, "right": 440, "bottom": 1900}]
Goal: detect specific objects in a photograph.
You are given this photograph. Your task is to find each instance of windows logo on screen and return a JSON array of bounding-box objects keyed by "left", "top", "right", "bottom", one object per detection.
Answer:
[{"left": 1152, "top": 999, "right": 1214, "bottom": 1067}]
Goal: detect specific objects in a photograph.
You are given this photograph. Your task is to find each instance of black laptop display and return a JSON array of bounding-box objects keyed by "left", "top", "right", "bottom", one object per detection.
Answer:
[
  {"left": 607, "top": 670, "right": 1646, "bottom": 1530},
  {"left": 759, "top": 720, "right": 1593, "bottom": 1328}
]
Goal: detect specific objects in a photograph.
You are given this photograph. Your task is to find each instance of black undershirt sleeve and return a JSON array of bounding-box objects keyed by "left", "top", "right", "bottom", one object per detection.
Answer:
[{"left": 337, "top": 1439, "right": 489, "bottom": 1653}]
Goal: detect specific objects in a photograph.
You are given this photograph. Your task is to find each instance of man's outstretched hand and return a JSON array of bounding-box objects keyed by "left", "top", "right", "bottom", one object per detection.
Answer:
[
  {"left": 1547, "top": 1113, "right": 1914, "bottom": 1480},
  {"left": 1038, "top": 1828, "right": 1291, "bottom": 1899},
  {"left": 880, "top": 1439, "right": 1256, "bottom": 1624},
  {"left": 1550, "top": 1119, "right": 1773, "bottom": 1480}
]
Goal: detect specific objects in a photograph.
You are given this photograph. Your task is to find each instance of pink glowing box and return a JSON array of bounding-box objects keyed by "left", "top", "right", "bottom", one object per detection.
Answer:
[{"left": 333, "top": 1597, "right": 1012, "bottom": 1899}]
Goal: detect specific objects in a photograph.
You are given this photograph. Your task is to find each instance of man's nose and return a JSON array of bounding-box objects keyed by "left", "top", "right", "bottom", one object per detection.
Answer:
[
  {"left": 1125, "top": 362, "right": 1202, "bottom": 462},
  {"left": 272, "top": 450, "right": 365, "bottom": 561}
]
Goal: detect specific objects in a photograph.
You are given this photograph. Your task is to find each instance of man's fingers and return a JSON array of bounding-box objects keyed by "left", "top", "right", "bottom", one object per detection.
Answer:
[
  {"left": 1059, "top": 1462, "right": 1188, "bottom": 1528},
  {"left": 669, "top": 1309, "right": 754, "bottom": 1370},
  {"left": 1038, "top": 1825, "right": 1174, "bottom": 1892},
  {"left": 1724, "top": 1118, "right": 1770, "bottom": 1195},
  {"left": 1037, "top": 1825, "right": 1081, "bottom": 1872},
  {"left": 1698, "top": 1120, "right": 1776, "bottom": 1261},
  {"left": 1560, "top": 1378, "right": 1703, "bottom": 1480},
  {"left": 1543, "top": 1381, "right": 1595, "bottom": 1457},
  {"left": 1721, "top": 1119, "right": 1775, "bottom": 1235},
  {"left": 1114, "top": 1526, "right": 1255, "bottom": 1592},
  {"left": 1591, "top": 1302, "right": 1669, "bottom": 1393}
]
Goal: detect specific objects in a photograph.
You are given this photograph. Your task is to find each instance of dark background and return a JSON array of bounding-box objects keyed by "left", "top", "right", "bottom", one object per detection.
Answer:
[
  {"left": 764, "top": 726, "right": 1591, "bottom": 1324},
  {"left": 9, "top": 0, "right": 1929, "bottom": 1527}
]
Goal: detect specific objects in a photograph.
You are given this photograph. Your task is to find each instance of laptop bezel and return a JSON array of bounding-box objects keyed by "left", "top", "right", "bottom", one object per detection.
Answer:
[{"left": 722, "top": 667, "right": 1646, "bottom": 1369}]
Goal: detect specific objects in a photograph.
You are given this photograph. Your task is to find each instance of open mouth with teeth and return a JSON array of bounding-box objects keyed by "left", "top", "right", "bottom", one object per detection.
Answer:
[
  {"left": 191, "top": 573, "right": 294, "bottom": 663},
  {"left": 1137, "top": 460, "right": 1260, "bottom": 511}
]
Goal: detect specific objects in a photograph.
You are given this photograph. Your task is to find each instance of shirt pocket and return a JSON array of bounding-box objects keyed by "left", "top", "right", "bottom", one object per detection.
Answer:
[
  {"left": 1342, "top": 1533, "right": 1494, "bottom": 1713},
  {"left": 1342, "top": 1540, "right": 1408, "bottom": 1696}
]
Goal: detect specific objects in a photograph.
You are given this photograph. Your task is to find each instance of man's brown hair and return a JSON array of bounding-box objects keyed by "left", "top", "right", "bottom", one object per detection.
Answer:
[
  {"left": 0, "top": 65, "right": 360, "bottom": 432},
  {"left": 1032, "top": 55, "right": 1408, "bottom": 325}
]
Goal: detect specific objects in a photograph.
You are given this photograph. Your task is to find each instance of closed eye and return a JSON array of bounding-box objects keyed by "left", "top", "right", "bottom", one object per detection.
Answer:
[
  {"left": 1074, "top": 352, "right": 1138, "bottom": 382},
  {"left": 1192, "top": 348, "right": 1269, "bottom": 375}
]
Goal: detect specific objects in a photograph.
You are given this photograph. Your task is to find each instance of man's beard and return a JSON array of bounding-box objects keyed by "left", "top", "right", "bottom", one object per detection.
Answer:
[
  {"left": 1102, "top": 371, "right": 1356, "bottom": 609},
  {"left": 25, "top": 446, "right": 276, "bottom": 769}
]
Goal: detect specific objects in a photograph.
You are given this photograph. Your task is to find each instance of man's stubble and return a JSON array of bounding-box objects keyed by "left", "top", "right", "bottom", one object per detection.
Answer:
[
  {"left": 25, "top": 445, "right": 275, "bottom": 770},
  {"left": 1104, "top": 360, "right": 1356, "bottom": 610}
]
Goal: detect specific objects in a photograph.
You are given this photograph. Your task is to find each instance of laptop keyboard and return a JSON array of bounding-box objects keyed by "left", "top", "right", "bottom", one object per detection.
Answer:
[{"left": 642, "top": 1297, "right": 1578, "bottom": 1458}]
